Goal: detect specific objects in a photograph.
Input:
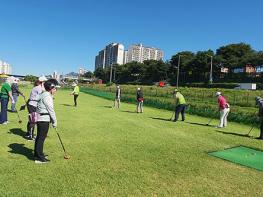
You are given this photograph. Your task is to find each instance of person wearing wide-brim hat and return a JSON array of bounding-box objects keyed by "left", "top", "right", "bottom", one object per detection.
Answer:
[
  {"left": 11, "top": 78, "right": 25, "bottom": 112},
  {"left": 255, "top": 96, "right": 263, "bottom": 140},
  {"left": 70, "top": 82, "right": 80, "bottom": 107},
  {"left": 215, "top": 91, "right": 230, "bottom": 128},
  {"left": 0, "top": 77, "right": 15, "bottom": 124},
  {"left": 172, "top": 88, "right": 187, "bottom": 122},
  {"left": 25, "top": 75, "right": 48, "bottom": 140}
]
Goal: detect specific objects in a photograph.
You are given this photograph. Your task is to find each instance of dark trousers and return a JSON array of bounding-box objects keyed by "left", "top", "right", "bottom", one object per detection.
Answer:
[
  {"left": 0, "top": 98, "right": 9, "bottom": 123},
  {"left": 26, "top": 104, "right": 37, "bottom": 136},
  {"left": 34, "top": 121, "right": 49, "bottom": 160},
  {"left": 74, "top": 95, "right": 79, "bottom": 106},
  {"left": 174, "top": 104, "right": 186, "bottom": 121}
]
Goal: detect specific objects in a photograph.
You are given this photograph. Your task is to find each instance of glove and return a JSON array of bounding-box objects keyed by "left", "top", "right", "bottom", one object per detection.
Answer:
[
  {"left": 52, "top": 123, "right": 57, "bottom": 128},
  {"left": 11, "top": 100, "right": 15, "bottom": 104}
]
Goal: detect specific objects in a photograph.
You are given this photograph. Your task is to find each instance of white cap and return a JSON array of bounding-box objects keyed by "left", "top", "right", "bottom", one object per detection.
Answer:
[
  {"left": 137, "top": 87, "right": 140, "bottom": 90},
  {"left": 72, "top": 83, "right": 77, "bottom": 86},
  {"left": 215, "top": 92, "right": 221, "bottom": 97},
  {"left": 13, "top": 78, "right": 19, "bottom": 83},
  {"left": 38, "top": 76, "right": 47, "bottom": 82}
]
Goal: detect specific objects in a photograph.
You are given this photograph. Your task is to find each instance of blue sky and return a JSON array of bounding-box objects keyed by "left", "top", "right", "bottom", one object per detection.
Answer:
[{"left": 0, "top": 0, "right": 263, "bottom": 76}]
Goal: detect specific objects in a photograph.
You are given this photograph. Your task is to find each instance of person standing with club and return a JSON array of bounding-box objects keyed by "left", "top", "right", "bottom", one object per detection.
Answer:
[
  {"left": 0, "top": 77, "right": 15, "bottom": 124},
  {"left": 70, "top": 82, "right": 79, "bottom": 107},
  {"left": 215, "top": 92, "right": 230, "bottom": 128},
  {"left": 136, "top": 87, "right": 144, "bottom": 113},
  {"left": 255, "top": 96, "right": 263, "bottom": 140},
  {"left": 25, "top": 76, "right": 47, "bottom": 140},
  {"left": 11, "top": 78, "right": 25, "bottom": 112},
  {"left": 173, "top": 89, "right": 187, "bottom": 122},
  {"left": 34, "top": 78, "right": 58, "bottom": 163},
  {"left": 113, "top": 85, "right": 121, "bottom": 108}
]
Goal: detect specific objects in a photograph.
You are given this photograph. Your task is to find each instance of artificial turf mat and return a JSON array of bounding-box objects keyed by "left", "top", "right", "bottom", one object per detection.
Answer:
[{"left": 209, "top": 146, "right": 263, "bottom": 172}]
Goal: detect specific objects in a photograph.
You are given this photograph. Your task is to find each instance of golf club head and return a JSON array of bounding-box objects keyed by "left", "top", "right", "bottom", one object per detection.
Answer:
[{"left": 64, "top": 154, "right": 70, "bottom": 159}]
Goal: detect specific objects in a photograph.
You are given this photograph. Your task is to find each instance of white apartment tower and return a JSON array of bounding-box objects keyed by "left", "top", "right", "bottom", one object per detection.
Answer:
[
  {"left": 95, "top": 43, "right": 124, "bottom": 70},
  {"left": 127, "top": 44, "right": 164, "bottom": 63},
  {"left": 0, "top": 60, "right": 12, "bottom": 74}
]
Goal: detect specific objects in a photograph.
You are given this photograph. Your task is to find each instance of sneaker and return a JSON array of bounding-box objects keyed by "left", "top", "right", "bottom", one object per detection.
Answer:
[
  {"left": 35, "top": 159, "right": 48, "bottom": 164},
  {"left": 2, "top": 121, "right": 8, "bottom": 125},
  {"left": 27, "top": 136, "right": 35, "bottom": 141}
]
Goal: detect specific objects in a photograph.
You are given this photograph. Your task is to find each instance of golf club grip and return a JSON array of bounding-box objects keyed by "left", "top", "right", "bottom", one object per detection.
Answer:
[{"left": 55, "top": 129, "right": 67, "bottom": 152}]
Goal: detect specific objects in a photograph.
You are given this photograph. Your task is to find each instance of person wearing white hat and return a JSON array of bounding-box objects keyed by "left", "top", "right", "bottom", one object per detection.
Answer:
[
  {"left": 0, "top": 77, "right": 15, "bottom": 124},
  {"left": 25, "top": 76, "right": 48, "bottom": 140},
  {"left": 70, "top": 82, "right": 80, "bottom": 107},
  {"left": 113, "top": 85, "right": 121, "bottom": 108},
  {"left": 136, "top": 87, "right": 144, "bottom": 113},
  {"left": 215, "top": 91, "right": 230, "bottom": 128},
  {"left": 11, "top": 78, "right": 25, "bottom": 112}
]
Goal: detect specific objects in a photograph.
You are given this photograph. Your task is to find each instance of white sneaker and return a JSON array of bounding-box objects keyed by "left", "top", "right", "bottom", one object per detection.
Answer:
[
  {"left": 35, "top": 160, "right": 48, "bottom": 164},
  {"left": 2, "top": 121, "right": 8, "bottom": 125}
]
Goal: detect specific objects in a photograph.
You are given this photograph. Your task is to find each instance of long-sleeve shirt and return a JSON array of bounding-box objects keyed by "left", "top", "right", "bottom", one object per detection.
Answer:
[
  {"left": 37, "top": 91, "right": 57, "bottom": 127},
  {"left": 72, "top": 86, "right": 80, "bottom": 95},
  {"left": 116, "top": 88, "right": 121, "bottom": 99},
  {"left": 28, "top": 85, "right": 43, "bottom": 107},
  {"left": 218, "top": 95, "right": 227, "bottom": 110},
  {"left": 11, "top": 84, "right": 23, "bottom": 96}
]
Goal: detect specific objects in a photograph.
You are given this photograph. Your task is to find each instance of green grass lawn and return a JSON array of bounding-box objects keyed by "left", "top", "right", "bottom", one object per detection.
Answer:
[{"left": 1, "top": 89, "right": 263, "bottom": 196}]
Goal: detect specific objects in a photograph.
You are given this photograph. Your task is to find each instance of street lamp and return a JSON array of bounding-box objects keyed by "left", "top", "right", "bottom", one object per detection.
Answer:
[
  {"left": 109, "top": 64, "right": 113, "bottom": 84},
  {"left": 206, "top": 55, "right": 213, "bottom": 84},
  {"left": 176, "top": 55, "right": 181, "bottom": 89}
]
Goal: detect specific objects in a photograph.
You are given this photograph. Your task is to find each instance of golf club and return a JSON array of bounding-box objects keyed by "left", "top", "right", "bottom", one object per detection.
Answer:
[
  {"left": 14, "top": 107, "right": 22, "bottom": 124},
  {"left": 54, "top": 128, "right": 70, "bottom": 159},
  {"left": 246, "top": 123, "right": 255, "bottom": 137},
  {"left": 19, "top": 97, "right": 27, "bottom": 111},
  {"left": 206, "top": 118, "right": 213, "bottom": 126}
]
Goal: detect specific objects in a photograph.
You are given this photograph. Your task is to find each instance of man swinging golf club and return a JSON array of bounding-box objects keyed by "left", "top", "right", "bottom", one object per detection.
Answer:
[
  {"left": 215, "top": 92, "right": 230, "bottom": 128},
  {"left": 255, "top": 96, "right": 263, "bottom": 140},
  {"left": 11, "top": 78, "right": 25, "bottom": 112},
  {"left": 34, "top": 78, "right": 59, "bottom": 164},
  {"left": 25, "top": 76, "right": 47, "bottom": 140},
  {"left": 172, "top": 89, "right": 187, "bottom": 122}
]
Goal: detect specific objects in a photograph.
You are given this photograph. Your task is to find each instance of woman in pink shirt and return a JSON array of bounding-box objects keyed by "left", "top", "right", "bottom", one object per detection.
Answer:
[{"left": 216, "top": 92, "right": 230, "bottom": 128}]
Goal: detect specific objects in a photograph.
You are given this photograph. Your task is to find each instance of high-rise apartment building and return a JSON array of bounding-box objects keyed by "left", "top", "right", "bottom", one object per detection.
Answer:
[
  {"left": 0, "top": 60, "right": 12, "bottom": 74},
  {"left": 95, "top": 43, "right": 124, "bottom": 70},
  {"left": 127, "top": 44, "right": 164, "bottom": 63}
]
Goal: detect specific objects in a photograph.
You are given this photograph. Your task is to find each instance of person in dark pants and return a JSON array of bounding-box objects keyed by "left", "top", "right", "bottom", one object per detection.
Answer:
[
  {"left": 255, "top": 96, "right": 263, "bottom": 140},
  {"left": 34, "top": 79, "right": 58, "bottom": 164},
  {"left": 0, "top": 77, "right": 15, "bottom": 124},
  {"left": 70, "top": 83, "right": 79, "bottom": 107},
  {"left": 173, "top": 89, "right": 187, "bottom": 122}
]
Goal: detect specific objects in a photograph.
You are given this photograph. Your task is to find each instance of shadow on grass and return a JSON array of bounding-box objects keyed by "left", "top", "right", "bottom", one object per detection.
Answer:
[
  {"left": 121, "top": 110, "right": 137, "bottom": 114},
  {"left": 150, "top": 117, "right": 172, "bottom": 122},
  {"left": 99, "top": 106, "right": 113, "bottom": 108},
  {"left": 8, "top": 143, "right": 34, "bottom": 160},
  {"left": 9, "top": 128, "right": 25, "bottom": 137},
  {"left": 61, "top": 104, "right": 74, "bottom": 107},
  {"left": 185, "top": 121, "right": 213, "bottom": 127},
  {"left": 215, "top": 130, "right": 252, "bottom": 138}
]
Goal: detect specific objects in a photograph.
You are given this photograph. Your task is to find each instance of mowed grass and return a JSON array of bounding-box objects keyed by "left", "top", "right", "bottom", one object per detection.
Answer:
[{"left": 0, "top": 88, "right": 263, "bottom": 196}]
